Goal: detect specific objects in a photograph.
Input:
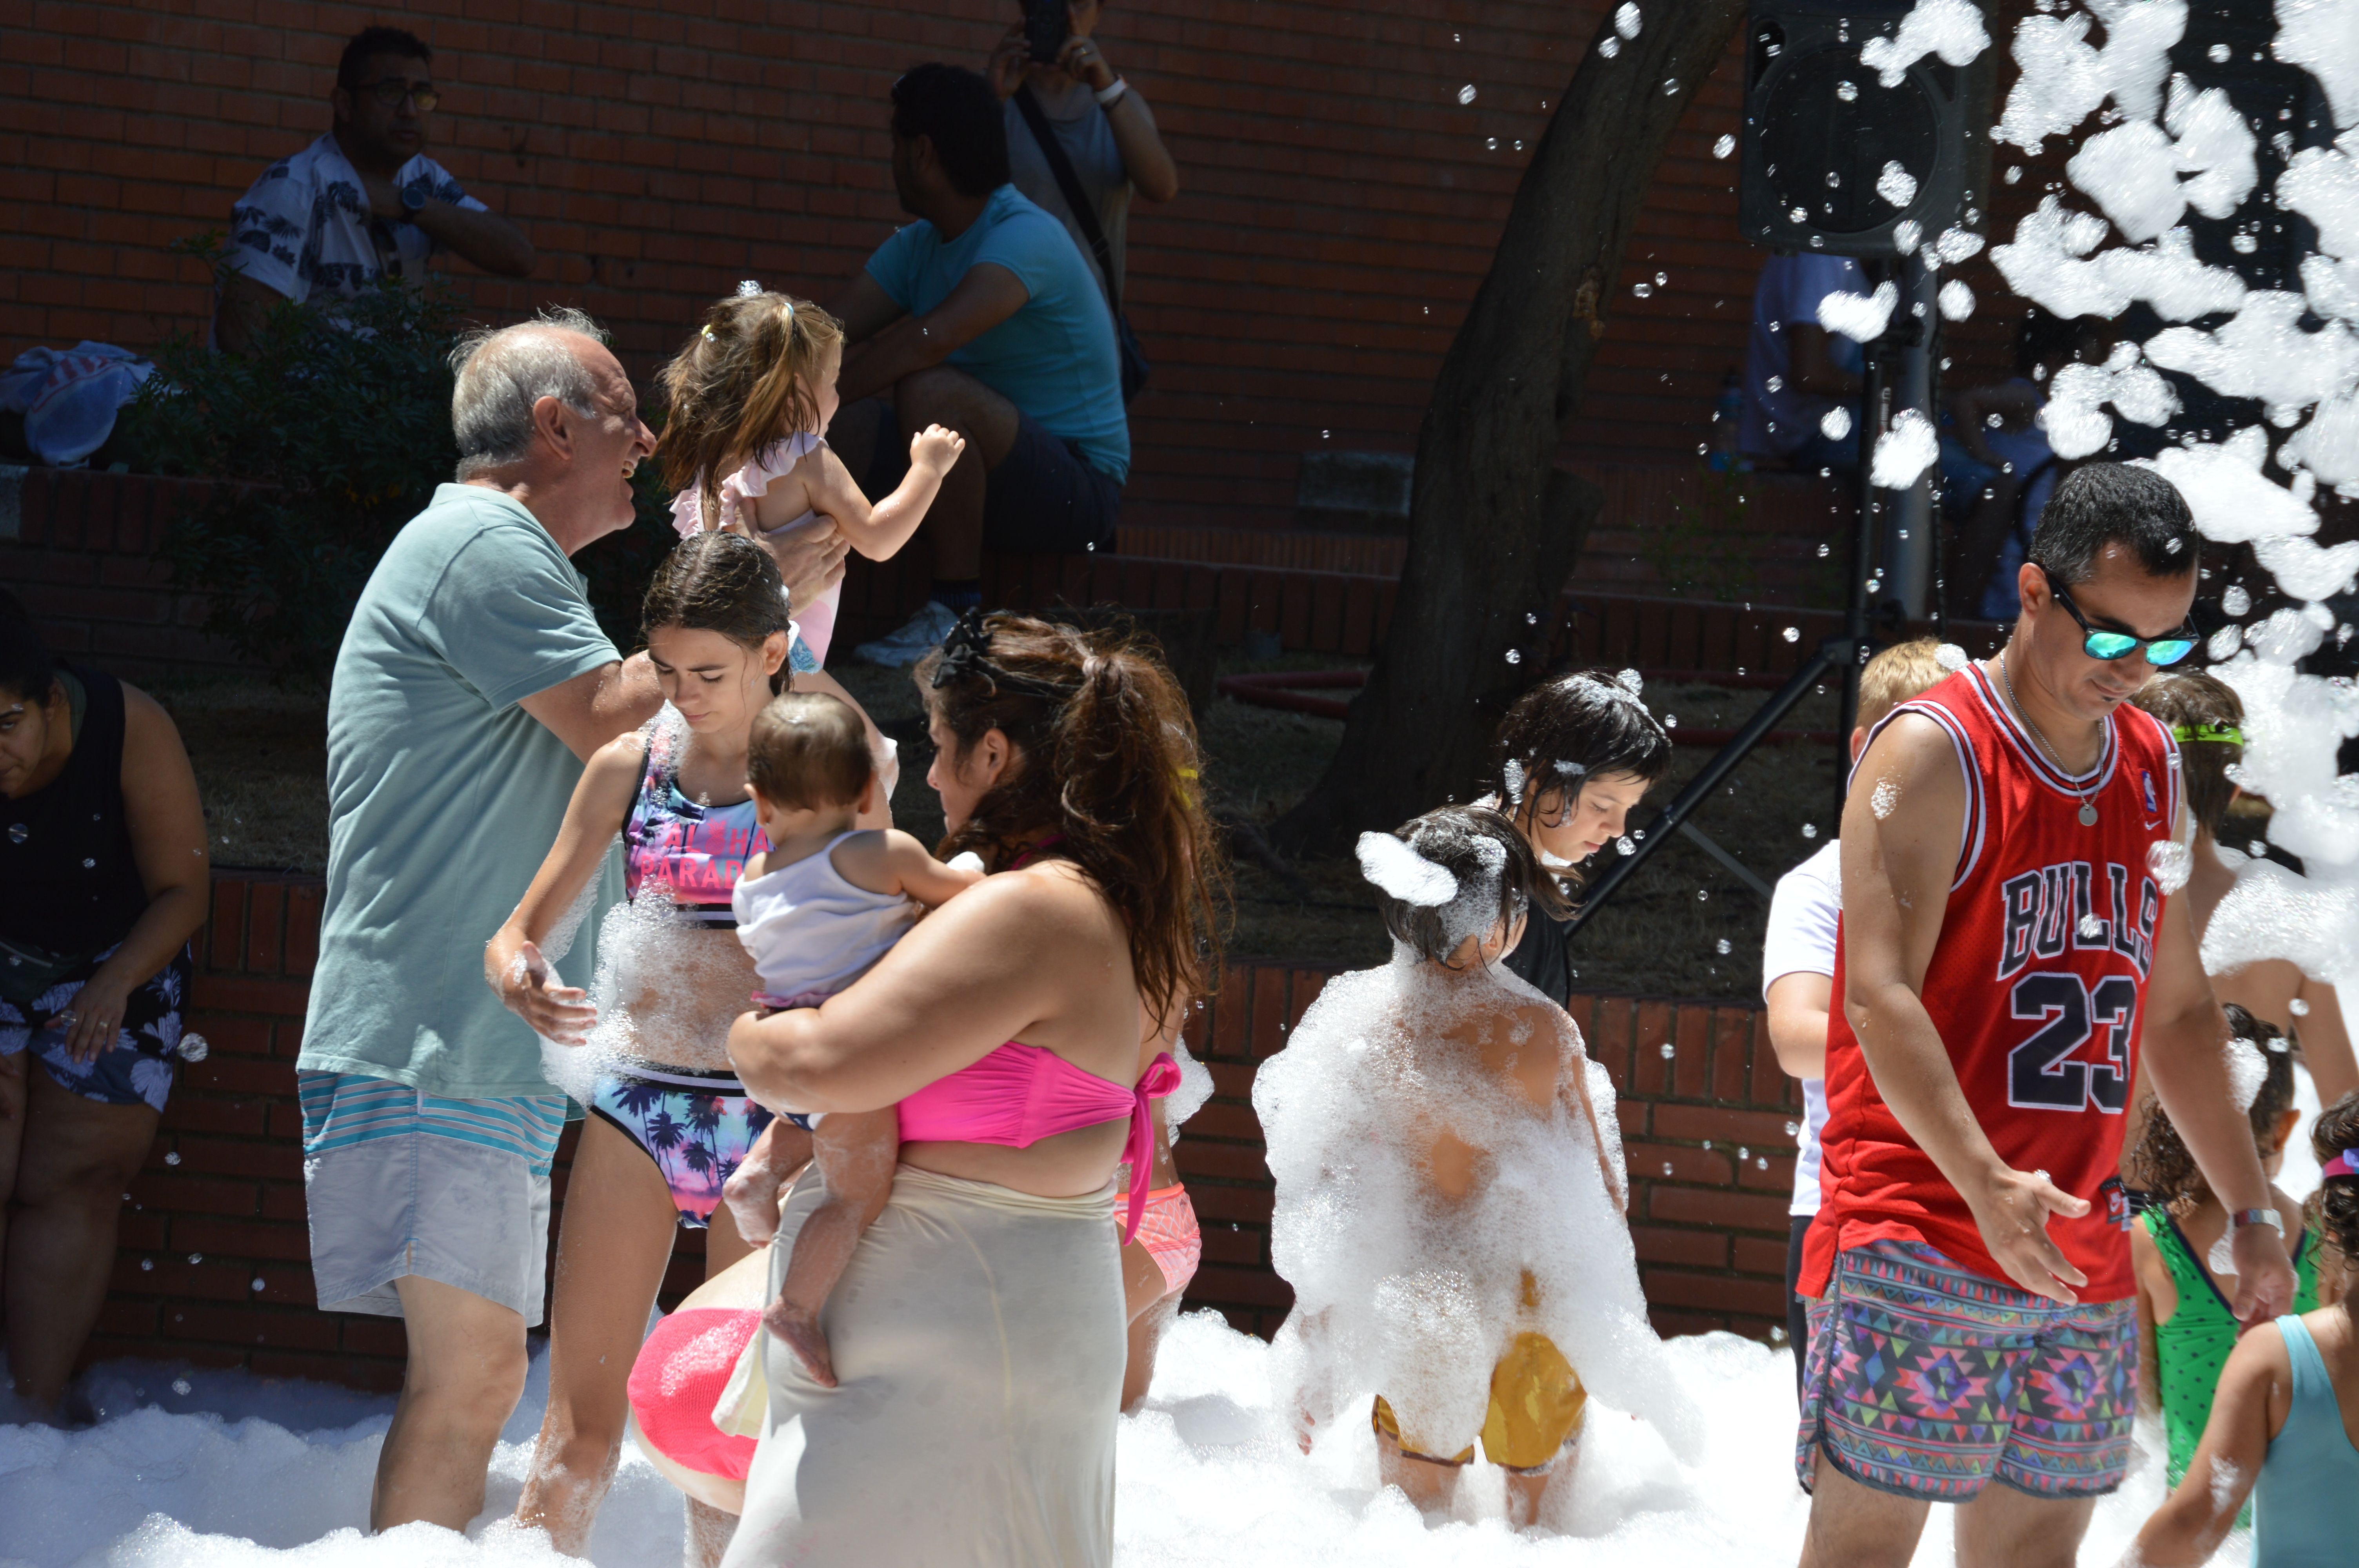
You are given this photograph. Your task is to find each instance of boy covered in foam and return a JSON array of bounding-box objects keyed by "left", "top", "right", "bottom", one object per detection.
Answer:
[
  {"left": 721, "top": 691, "right": 981, "bottom": 1385},
  {"left": 1256, "top": 806, "right": 1702, "bottom": 1529}
]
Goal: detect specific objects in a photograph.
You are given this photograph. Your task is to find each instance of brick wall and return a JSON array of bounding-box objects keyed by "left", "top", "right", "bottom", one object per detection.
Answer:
[
  {"left": 103, "top": 871, "right": 1802, "bottom": 1388},
  {"left": 5, "top": 0, "right": 2030, "bottom": 536}
]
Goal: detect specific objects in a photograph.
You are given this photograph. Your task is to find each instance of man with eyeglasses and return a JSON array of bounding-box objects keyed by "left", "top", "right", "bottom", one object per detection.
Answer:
[
  {"left": 1792, "top": 463, "right": 2296, "bottom": 1568},
  {"left": 216, "top": 27, "right": 535, "bottom": 353}
]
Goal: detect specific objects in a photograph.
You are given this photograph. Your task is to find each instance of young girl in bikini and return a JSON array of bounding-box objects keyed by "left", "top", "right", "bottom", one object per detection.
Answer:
[
  {"left": 485, "top": 533, "right": 890, "bottom": 1558},
  {"left": 2129, "top": 1006, "right": 2331, "bottom": 1516},
  {"left": 659, "top": 284, "right": 965, "bottom": 666}
]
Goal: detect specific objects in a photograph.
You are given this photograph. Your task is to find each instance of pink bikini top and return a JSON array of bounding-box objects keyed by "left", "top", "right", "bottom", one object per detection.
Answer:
[{"left": 897, "top": 1044, "right": 1180, "bottom": 1243}]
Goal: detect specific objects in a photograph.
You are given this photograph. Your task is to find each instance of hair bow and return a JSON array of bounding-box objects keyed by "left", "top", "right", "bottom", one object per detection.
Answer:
[{"left": 929, "top": 608, "right": 1068, "bottom": 701}]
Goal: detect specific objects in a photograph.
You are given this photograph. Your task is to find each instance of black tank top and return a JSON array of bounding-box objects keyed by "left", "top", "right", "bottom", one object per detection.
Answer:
[{"left": 0, "top": 665, "right": 152, "bottom": 957}]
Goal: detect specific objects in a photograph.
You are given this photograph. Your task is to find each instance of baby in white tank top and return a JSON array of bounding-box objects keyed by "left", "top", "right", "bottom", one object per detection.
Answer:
[{"left": 723, "top": 691, "right": 983, "bottom": 1384}]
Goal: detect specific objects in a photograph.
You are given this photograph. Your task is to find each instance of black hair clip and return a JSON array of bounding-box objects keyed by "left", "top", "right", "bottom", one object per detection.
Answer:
[{"left": 929, "top": 607, "right": 1069, "bottom": 701}]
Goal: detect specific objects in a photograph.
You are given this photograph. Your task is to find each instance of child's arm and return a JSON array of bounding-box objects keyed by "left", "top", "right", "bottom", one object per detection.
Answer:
[
  {"left": 802, "top": 426, "right": 967, "bottom": 562},
  {"left": 2131, "top": 1224, "right": 2164, "bottom": 1416},
  {"left": 1555, "top": 1021, "right": 1627, "bottom": 1214},
  {"left": 2127, "top": 1322, "right": 2285, "bottom": 1566},
  {"left": 484, "top": 735, "right": 644, "bottom": 1043},
  {"left": 829, "top": 829, "right": 987, "bottom": 909}
]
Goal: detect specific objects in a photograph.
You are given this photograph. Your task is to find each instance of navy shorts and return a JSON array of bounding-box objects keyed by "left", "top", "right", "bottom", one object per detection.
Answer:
[
  {"left": 0, "top": 942, "right": 191, "bottom": 1112},
  {"left": 859, "top": 398, "right": 1121, "bottom": 555}
]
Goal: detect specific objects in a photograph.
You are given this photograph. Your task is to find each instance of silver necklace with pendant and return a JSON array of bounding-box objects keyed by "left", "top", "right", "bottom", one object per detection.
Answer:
[{"left": 1999, "top": 654, "right": 2100, "bottom": 827}]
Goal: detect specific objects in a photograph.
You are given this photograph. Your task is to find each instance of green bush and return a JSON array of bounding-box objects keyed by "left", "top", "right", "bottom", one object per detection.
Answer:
[{"left": 135, "top": 239, "right": 675, "bottom": 684}]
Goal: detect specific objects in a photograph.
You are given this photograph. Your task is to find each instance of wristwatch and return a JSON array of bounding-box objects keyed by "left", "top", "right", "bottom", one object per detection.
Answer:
[
  {"left": 2230, "top": 1208, "right": 2284, "bottom": 1236},
  {"left": 400, "top": 184, "right": 428, "bottom": 216}
]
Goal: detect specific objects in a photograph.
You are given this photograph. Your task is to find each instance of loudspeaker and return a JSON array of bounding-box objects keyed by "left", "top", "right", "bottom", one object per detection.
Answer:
[{"left": 1739, "top": 1, "right": 1996, "bottom": 257}]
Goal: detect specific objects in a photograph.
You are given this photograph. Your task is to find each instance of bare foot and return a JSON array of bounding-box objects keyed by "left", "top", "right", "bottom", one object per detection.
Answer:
[{"left": 764, "top": 1297, "right": 837, "bottom": 1388}]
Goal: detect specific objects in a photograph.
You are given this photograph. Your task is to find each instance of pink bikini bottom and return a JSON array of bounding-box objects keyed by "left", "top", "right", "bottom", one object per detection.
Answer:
[{"left": 1119, "top": 1183, "right": 1201, "bottom": 1298}]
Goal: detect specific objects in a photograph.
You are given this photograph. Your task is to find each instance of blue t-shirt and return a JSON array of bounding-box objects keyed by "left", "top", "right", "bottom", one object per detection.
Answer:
[{"left": 864, "top": 185, "right": 1130, "bottom": 483}]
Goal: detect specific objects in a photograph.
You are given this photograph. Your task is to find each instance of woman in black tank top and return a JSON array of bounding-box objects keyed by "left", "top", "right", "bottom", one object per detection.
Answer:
[{"left": 0, "top": 590, "right": 210, "bottom": 1419}]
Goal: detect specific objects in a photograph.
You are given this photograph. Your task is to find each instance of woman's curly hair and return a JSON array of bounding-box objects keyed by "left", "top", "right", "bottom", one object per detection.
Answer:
[
  {"left": 2128, "top": 1004, "right": 2297, "bottom": 1211},
  {"left": 916, "top": 613, "right": 1228, "bottom": 1025}
]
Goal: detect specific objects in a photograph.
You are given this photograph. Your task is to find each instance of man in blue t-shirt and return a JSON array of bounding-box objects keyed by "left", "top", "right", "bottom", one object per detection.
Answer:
[{"left": 827, "top": 64, "right": 1130, "bottom": 666}]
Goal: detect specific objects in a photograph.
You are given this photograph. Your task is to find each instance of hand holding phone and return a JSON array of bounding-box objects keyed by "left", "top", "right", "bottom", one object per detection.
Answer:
[{"left": 1022, "top": 0, "right": 1069, "bottom": 64}]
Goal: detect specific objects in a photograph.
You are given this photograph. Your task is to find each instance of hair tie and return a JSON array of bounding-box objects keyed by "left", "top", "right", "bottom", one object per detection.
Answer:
[
  {"left": 2172, "top": 722, "right": 2243, "bottom": 745},
  {"left": 2324, "top": 1150, "right": 2359, "bottom": 1181},
  {"left": 930, "top": 608, "right": 1070, "bottom": 701},
  {"left": 701, "top": 323, "right": 716, "bottom": 341}
]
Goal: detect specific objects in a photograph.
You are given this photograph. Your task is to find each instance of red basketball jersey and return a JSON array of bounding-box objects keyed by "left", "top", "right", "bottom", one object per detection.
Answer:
[{"left": 1802, "top": 662, "right": 2181, "bottom": 1303}]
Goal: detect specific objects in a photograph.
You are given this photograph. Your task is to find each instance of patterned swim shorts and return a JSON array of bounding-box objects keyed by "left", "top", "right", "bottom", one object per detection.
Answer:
[
  {"left": 1796, "top": 1239, "right": 2136, "bottom": 1501},
  {"left": 590, "top": 1065, "right": 775, "bottom": 1229}
]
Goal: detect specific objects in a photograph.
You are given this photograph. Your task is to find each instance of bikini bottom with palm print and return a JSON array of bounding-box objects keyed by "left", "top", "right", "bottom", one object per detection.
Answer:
[{"left": 590, "top": 1065, "right": 776, "bottom": 1229}]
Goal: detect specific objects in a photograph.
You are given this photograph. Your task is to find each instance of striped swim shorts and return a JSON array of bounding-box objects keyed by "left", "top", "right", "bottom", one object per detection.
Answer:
[
  {"left": 298, "top": 1070, "right": 568, "bottom": 1324},
  {"left": 1796, "top": 1239, "right": 2136, "bottom": 1501}
]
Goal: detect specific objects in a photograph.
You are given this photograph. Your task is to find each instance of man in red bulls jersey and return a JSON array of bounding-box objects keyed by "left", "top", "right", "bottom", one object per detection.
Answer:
[{"left": 1794, "top": 465, "right": 2297, "bottom": 1568}]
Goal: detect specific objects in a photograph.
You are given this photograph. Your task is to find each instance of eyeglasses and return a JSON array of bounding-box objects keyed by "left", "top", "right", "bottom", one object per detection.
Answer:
[
  {"left": 355, "top": 79, "right": 439, "bottom": 111},
  {"left": 2034, "top": 563, "right": 2197, "bottom": 666}
]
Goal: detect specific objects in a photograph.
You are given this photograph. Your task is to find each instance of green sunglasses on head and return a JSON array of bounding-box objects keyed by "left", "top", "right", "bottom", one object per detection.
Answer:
[{"left": 2034, "top": 563, "right": 2198, "bottom": 667}]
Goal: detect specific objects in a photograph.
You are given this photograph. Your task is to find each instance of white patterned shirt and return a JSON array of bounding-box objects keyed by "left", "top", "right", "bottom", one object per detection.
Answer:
[{"left": 223, "top": 134, "right": 486, "bottom": 306}]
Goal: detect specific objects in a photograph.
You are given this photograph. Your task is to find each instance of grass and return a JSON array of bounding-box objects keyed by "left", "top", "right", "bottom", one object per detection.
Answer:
[{"left": 144, "top": 658, "right": 1857, "bottom": 1002}]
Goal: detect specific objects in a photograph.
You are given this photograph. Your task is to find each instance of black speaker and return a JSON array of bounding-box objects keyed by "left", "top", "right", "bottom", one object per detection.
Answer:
[{"left": 1739, "top": 1, "right": 1996, "bottom": 257}]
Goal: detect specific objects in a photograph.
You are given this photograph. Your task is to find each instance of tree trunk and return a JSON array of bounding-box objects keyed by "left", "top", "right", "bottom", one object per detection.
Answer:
[{"left": 1272, "top": 0, "right": 1749, "bottom": 853}]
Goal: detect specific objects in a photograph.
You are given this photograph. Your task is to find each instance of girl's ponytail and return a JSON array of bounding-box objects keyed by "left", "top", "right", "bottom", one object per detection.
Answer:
[{"left": 656, "top": 290, "right": 846, "bottom": 527}]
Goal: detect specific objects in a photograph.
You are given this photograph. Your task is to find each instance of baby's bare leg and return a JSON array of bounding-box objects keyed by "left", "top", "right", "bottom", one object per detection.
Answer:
[
  {"left": 765, "top": 1109, "right": 898, "bottom": 1387},
  {"left": 722, "top": 1118, "right": 812, "bottom": 1246}
]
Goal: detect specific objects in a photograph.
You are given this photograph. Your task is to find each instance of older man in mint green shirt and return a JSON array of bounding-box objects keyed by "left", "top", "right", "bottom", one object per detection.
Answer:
[{"left": 294, "top": 312, "right": 669, "bottom": 1535}]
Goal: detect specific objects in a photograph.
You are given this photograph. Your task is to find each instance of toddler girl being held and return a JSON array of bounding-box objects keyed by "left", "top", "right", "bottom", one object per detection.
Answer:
[
  {"left": 725, "top": 691, "right": 981, "bottom": 1385},
  {"left": 659, "top": 286, "right": 965, "bottom": 664}
]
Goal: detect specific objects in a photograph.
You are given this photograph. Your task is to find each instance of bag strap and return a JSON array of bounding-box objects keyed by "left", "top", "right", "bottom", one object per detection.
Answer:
[{"left": 1012, "top": 85, "right": 1122, "bottom": 316}]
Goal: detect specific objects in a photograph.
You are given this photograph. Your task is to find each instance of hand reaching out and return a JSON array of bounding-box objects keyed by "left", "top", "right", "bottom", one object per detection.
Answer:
[
  {"left": 498, "top": 939, "right": 596, "bottom": 1046},
  {"left": 1968, "top": 1165, "right": 2092, "bottom": 1305},
  {"left": 909, "top": 424, "right": 967, "bottom": 479}
]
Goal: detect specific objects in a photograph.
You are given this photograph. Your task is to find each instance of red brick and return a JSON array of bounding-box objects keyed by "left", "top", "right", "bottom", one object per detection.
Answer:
[
  {"left": 1630, "top": 1224, "right": 1729, "bottom": 1269},
  {"left": 190, "top": 975, "right": 313, "bottom": 1015},
  {"left": 1648, "top": 1185, "right": 1792, "bottom": 1235},
  {"left": 1641, "top": 1269, "right": 1791, "bottom": 1320},
  {"left": 1734, "top": 1236, "right": 1794, "bottom": 1279},
  {"left": 1651, "top": 1104, "right": 1806, "bottom": 1149},
  {"left": 1187, "top": 1183, "right": 1274, "bottom": 1225}
]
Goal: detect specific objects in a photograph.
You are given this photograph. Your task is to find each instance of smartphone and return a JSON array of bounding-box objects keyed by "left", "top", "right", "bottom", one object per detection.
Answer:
[{"left": 1023, "top": 0, "right": 1067, "bottom": 63}]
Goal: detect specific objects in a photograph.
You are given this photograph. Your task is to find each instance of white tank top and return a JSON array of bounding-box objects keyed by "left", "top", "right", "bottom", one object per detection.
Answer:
[{"left": 731, "top": 831, "right": 918, "bottom": 1002}]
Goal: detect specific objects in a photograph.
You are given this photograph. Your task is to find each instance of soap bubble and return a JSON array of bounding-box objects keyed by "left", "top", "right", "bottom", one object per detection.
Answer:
[
  {"left": 2221, "top": 584, "right": 2251, "bottom": 617},
  {"left": 251, "top": 1278, "right": 266, "bottom": 1293},
  {"left": 1820, "top": 406, "right": 1854, "bottom": 441},
  {"left": 2209, "top": 43, "right": 2230, "bottom": 63},
  {"left": 1633, "top": 281, "right": 1653, "bottom": 297},
  {"left": 2079, "top": 914, "right": 2106, "bottom": 940},
  {"left": 1614, "top": 3, "right": 1641, "bottom": 39},
  {"left": 164, "top": 1151, "right": 180, "bottom": 1166},
  {"left": 1659, "top": 1042, "right": 1676, "bottom": 1060},
  {"left": 1457, "top": 84, "right": 1476, "bottom": 105},
  {"left": 2290, "top": 997, "right": 2310, "bottom": 1017},
  {"left": 1782, "top": 626, "right": 1800, "bottom": 643},
  {"left": 1716, "top": 938, "right": 1732, "bottom": 955},
  {"left": 1713, "top": 133, "right": 1736, "bottom": 159},
  {"left": 1836, "top": 80, "right": 1858, "bottom": 102},
  {"left": 140, "top": 1258, "right": 153, "bottom": 1270},
  {"left": 1616, "top": 836, "right": 1636, "bottom": 855},
  {"left": 2224, "top": 1035, "right": 2267, "bottom": 1112},
  {"left": 2148, "top": 839, "right": 2194, "bottom": 895},
  {"left": 176, "top": 1032, "right": 209, "bottom": 1062},
  {"left": 171, "top": 1378, "right": 191, "bottom": 1396},
  {"left": 1505, "top": 648, "right": 1523, "bottom": 663},
  {"left": 1600, "top": 36, "right": 1621, "bottom": 58},
  {"left": 1801, "top": 823, "right": 1818, "bottom": 838},
  {"left": 187, "top": 1254, "right": 201, "bottom": 1265}
]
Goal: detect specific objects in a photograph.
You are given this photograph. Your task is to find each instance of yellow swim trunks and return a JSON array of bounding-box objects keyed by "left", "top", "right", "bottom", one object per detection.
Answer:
[{"left": 1371, "top": 1330, "right": 1588, "bottom": 1473}]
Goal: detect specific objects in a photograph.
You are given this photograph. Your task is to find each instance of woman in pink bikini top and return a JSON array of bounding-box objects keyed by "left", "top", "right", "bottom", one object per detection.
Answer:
[{"left": 723, "top": 610, "right": 1224, "bottom": 1568}]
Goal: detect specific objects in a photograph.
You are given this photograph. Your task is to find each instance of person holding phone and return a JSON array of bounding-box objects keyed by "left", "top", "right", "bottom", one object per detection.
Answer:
[{"left": 985, "top": 0, "right": 1179, "bottom": 314}]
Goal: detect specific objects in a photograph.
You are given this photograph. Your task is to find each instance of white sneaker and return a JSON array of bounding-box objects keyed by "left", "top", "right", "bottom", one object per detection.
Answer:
[{"left": 853, "top": 600, "right": 962, "bottom": 668}]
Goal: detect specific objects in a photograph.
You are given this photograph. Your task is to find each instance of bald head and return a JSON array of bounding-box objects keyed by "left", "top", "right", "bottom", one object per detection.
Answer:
[{"left": 449, "top": 309, "right": 614, "bottom": 481}]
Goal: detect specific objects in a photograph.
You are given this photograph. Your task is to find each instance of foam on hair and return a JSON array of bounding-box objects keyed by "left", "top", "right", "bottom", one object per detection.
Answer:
[{"left": 1364, "top": 807, "right": 1534, "bottom": 966}]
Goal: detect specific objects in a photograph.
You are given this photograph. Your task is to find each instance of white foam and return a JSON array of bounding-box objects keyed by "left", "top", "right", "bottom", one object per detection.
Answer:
[
  {"left": 1869, "top": 408, "right": 1940, "bottom": 489},
  {"left": 1356, "top": 833, "right": 1458, "bottom": 907},
  {"left": 1254, "top": 955, "right": 1702, "bottom": 1473},
  {"left": 1859, "top": 0, "right": 1989, "bottom": 89},
  {"left": 2224, "top": 1034, "right": 2269, "bottom": 1112},
  {"left": 2274, "top": 0, "right": 2359, "bottom": 130},
  {"left": 2, "top": 1319, "right": 2229, "bottom": 1566},
  {"left": 1818, "top": 281, "right": 1898, "bottom": 343},
  {"left": 1877, "top": 160, "right": 1919, "bottom": 208},
  {"left": 1937, "top": 279, "right": 1976, "bottom": 321}
]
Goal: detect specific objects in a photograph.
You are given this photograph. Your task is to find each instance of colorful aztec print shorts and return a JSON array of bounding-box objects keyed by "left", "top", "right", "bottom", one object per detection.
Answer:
[
  {"left": 591, "top": 1065, "right": 775, "bottom": 1229},
  {"left": 1796, "top": 1239, "right": 2136, "bottom": 1501}
]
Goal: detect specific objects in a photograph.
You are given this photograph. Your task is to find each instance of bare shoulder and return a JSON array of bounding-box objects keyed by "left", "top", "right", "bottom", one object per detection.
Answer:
[
  {"left": 1863, "top": 708, "right": 1966, "bottom": 783},
  {"left": 946, "top": 858, "right": 1113, "bottom": 938},
  {"left": 117, "top": 681, "right": 188, "bottom": 753},
  {"left": 587, "top": 728, "right": 649, "bottom": 780}
]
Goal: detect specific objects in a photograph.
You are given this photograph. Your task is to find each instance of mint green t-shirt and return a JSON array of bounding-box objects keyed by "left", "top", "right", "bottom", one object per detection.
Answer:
[{"left": 300, "top": 483, "right": 622, "bottom": 1099}]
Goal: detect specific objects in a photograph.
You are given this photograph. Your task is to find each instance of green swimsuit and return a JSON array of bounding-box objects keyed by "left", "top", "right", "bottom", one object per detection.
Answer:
[{"left": 2146, "top": 1208, "right": 2323, "bottom": 1498}]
